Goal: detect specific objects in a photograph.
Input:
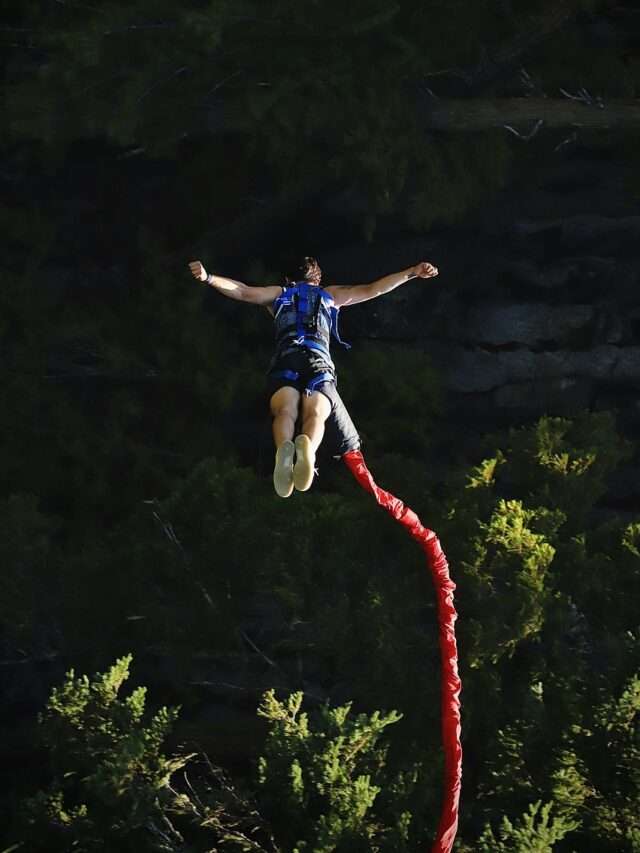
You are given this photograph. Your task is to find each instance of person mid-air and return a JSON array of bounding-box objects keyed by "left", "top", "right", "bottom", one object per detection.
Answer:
[{"left": 188, "top": 256, "right": 439, "bottom": 498}]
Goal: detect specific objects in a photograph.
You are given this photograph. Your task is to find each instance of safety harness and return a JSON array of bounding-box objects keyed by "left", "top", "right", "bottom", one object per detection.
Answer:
[{"left": 271, "top": 281, "right": 351, "bottom": 393}]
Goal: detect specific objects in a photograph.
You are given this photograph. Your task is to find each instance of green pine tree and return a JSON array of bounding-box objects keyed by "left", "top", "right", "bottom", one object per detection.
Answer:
[{"left": 256, "top": 689, "right": 417, "bottom": 852}]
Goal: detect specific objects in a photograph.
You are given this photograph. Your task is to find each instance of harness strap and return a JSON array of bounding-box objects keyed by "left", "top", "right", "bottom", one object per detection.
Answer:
[
  {"left": 330, "top": 305, "right": 351, "bottom": 349},
  {"left": 271, "top": 367, "right": 335, "bottom": 395},
  {"left": 274, "top": 281, "right": 350, "bottom": 352},
  {"left": 305, "top": 370, "right": 335, "bottom": 394},
  {"left": 271, "top": 368, "right": 300, "bottom": 384},
  {"left": 295, "top": 283, "right": 309, "bottom": 342},
  {"left": 279, "top": 337, "right": 332, "bottom": 360}
]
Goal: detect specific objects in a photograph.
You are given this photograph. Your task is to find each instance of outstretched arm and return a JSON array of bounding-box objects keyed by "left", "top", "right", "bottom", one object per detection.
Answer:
[
  {"left": 188, "top": 260, "right": 281, "bottom": 305},
  {"left": 327, "top": 261, "right": 439, "bottom": 308}
]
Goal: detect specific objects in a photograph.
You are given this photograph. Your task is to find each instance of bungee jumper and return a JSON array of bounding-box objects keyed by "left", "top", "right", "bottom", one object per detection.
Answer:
[
  {"left": 188, "top": 256, "right": 438, "bottom": 497},
  {"left": 187, "top": 255, "right": 461, "bottom": 853}
]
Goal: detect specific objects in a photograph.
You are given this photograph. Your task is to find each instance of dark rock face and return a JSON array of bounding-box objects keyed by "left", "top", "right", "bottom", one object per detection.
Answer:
[
  {"left": 447, "top": 346, "right": 640, "bottom": 395},
  {"left": 322, "top": 153, "right": 640, "bottom": 429},
  {"left": 512, "top": 215, "right": 640, "bottom": 254},
  {"left": 463, "top": 302, "right": 594, "bottom": 346},
  {"left": 499, "top": 256, "right": 620, "bottom": 291}
]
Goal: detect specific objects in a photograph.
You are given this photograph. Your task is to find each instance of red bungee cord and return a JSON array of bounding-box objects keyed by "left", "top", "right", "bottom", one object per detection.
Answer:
[{"left": 342, "top": 450, "right": 462, "bottom": 853}]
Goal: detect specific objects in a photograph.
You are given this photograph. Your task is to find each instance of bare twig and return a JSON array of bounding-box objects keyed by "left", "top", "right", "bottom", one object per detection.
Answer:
[
  {"left": 161, "top": 812, "right": 185, "bottom": 844},
  {"left": 554, "top": 130, "right": 578, "bottom": 152},
  {"left": 183, "top": 770, "right": 206, "bottom": 811},
  {"left": 119, "top": 147, "right": 147, "bottom": 158},
  {"left": 149, "top": 503, "right": 216, "bottom": 613},
  {"left": 202, "top": 70, "right": 243, "bottom": 101},
  {"left": 559, "top": 86, "right": 605, "bottom": 108},
  {"left": 503, "top": 118, "right": 544, "bottom": 141},
  {"left": 519, "top": 66, "right": 547, "bottom": 98},
  {"left": 239, "top": 629, "right": 279, "bottom": 670},
  {"left": 145, "top": 817, "right": 180, "bottom": 851}
]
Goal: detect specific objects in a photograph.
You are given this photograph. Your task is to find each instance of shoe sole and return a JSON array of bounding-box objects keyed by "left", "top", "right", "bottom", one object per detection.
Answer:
[
  {"left": 273, "top": 440, "right": 295, "bottom": 498},
  {"left": 293, "top": 435, "right": 315, "bottom": 491}
]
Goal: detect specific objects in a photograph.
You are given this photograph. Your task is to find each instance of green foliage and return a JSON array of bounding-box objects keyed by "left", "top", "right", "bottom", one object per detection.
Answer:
[
  {"left": 16, "top": 657, "right": 280, "bottom": 853},
  {"left": 622, "top": 523, "right": 640, "bottom": 559},
  {"left": 550, "top": 750, "right": 593, "bottom": 820},
  {"left": 256, "top": 689, "right": 415, "bottom": 852},
  {"left": 477, "top": 800, "right": 580, "bottom": 852},
  {"left": 433, "top": 412, "right": 639, "bottom": 852},
  {"left": 556, "top": 519, "right": 640, "bottom": 691},
  {"left": 1, "top": 387, "right": 637, "bottom": 853},
  {"left": 439, "top": 413, "right": 631, "bottom": 676},
  {"left": 504, "top": 413, "right": 628, "bottom": 530},
  {"left": 466, "top": 449, "right": 506, "bottom": 490},
  {"left": 576, "top": 674, "right": 640, "bottom": 849},
  {"left": 21, "top": 655, "right": 187, "bottom": 849},
  {"left": 460, "top": 497, "right": 562, "bottom": 666}
]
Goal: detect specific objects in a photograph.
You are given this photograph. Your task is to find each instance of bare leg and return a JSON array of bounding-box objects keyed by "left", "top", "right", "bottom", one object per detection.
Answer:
[
  {"left": 270, "top": 386, "right": 300, "bottom": 448},
  {"left": 300, "top": 391, "right": 332, "bottom": 451},
  {"left": 270, "top": 386, "right": 300, "bottom": 498},
  {"left": 293, "top": 391, "right": 332, "bottom": 492}
]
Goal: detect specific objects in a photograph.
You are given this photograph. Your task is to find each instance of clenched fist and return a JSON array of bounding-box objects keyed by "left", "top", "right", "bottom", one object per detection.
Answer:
[
  {"left": 412, "top": 261, "right": 439, "bottom": 279},
  {"left": 188, "top": 260, "right": 208, "bottom": 282}
]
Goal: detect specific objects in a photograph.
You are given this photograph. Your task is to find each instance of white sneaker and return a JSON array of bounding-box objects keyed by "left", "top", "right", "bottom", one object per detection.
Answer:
[
  {"left": 273, "top": 440, "right": 295, "bottom": 498},
  {"left": 293, "top": 434, "right": 315, "bottom": 492}
]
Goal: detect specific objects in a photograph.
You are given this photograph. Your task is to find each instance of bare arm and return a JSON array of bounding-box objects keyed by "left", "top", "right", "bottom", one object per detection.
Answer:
[
  {"left": 188, "top": 260, "right": 281, "bottom": 306},
  {"left": 326, "top": 261, "right": 439, "bottom": 308}
]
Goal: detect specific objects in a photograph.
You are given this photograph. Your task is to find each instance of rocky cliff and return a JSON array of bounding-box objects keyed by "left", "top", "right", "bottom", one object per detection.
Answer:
[{"left": 320, "top": 150, "right": 640, "bottom": 435}]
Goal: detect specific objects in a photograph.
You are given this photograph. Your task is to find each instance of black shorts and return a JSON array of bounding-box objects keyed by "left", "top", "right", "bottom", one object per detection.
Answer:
[{"left": 267, "top": 349, "right": 360, "bottom": 456}]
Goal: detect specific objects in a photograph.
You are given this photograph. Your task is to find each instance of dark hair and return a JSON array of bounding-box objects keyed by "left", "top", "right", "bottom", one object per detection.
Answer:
[{"left": 298, "top": 256, "right": 322, "bottom": 285}]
